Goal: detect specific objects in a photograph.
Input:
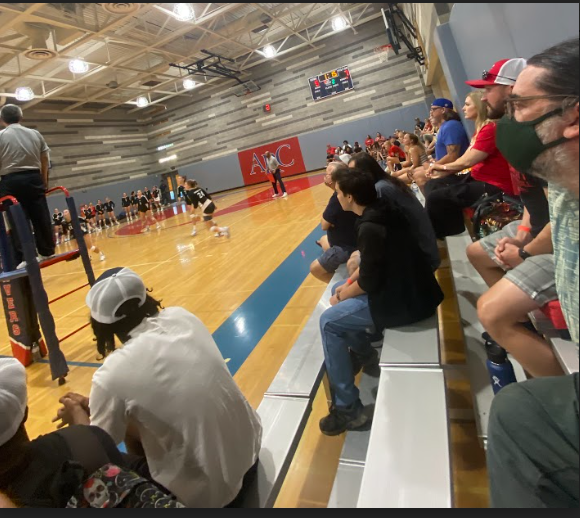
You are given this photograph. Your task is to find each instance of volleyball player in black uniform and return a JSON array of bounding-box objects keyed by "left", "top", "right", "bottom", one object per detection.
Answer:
[
  {"left": 63, "top": 209, "right": 105, "bottom": 261},
  {"left": 137, "top": 189, "right": 160, "bottom": 233},
  {"left": 151, "top": 186, "right": 161, "bottom": 213},
  {"left": 130, "top": 191, "right": 139, "bottom": 218},
  {"left": 186, "top": 179, "right": 229, "bottom": 238},
  {"left": 121, "top": 193, "right": 132, "bottom": 221},
  {"left": 82, "top": 205, "right": 97, "bottom": 233},
  {"left": 95, "top": 200, "right": 108, "bottom": 229},
  {"left": 104, "top": 197, "right": 119, "bottom": 226},
  {"left": 52, "top": 208, "right": 64, "bottom": 245}
]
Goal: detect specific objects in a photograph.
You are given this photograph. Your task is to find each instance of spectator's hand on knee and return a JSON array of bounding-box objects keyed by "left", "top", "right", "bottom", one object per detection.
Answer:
[
  {"left": 496, "top": 243, "right": 524, "bottom": 270},
  {"left": 329, "top": 294, "right": 340, "bottom": 306}
]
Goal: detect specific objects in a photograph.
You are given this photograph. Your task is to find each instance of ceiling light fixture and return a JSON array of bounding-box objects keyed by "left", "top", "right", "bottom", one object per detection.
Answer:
[
  {"left": 183, "top": 78, "right": 196, "bottom": 90},
  {"left": 14, "top": 86, "right": 34, "bottom": 102},
  {"left": 68, "top": 58, "right": 89, "bottom": 74},
  {"left": 173, "top": 3, "right": 195, "bottom": 22},
  {"left": 331, "top": 16, "right": 348, "bottom": 32},
  {"left": 136, "top": 96, "right": 149, "bottom": 108},
  {"left": 261, "top": 44, "right": 277, "bottom": 59}
]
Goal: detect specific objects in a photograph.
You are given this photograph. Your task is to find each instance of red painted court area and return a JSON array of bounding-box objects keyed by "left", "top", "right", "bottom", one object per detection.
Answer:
[{"left": 116, "top": 174, "right": 325, "bottom": 236}]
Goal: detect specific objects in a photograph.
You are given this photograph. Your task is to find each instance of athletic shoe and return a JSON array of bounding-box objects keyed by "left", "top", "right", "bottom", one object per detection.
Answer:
[
  {"left": 141, "top": 227, "right": 150, "bottom": 233},
  {"left": 221, "top": 227, "right": 230, "bottom": 238},
  {"left": 190, "top": 213, "right": 196, "bottom": 218},
  {"left": 99, "top": 253, "right": 106, "bottom": 261},
  {"left": 281, "top": 192, "right": 288, "bottom": 198},
  {"left": 214, "top": 232, "right": 221, "bottom": 237},
  {"left": 156, "top": 224, "right": 161, "bottom": 230},
  {"left": 272, "top": 194, "right": 279, "bottom": 198},
  {"left": 191, "top": 229, "right": 198, "bottom": 236},
  {"left": 319, "top": 402, "right": 369, "bottom": 436}
]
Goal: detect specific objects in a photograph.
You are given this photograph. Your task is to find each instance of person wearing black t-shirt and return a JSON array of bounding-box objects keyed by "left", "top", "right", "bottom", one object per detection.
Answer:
[
  {"left": 151, "top": 187, "right": 161, "bottom": 213},
  {"left": 82, "top": 205, "right": 97, "bottom": 234},
  {"left": 185, "top": 180, "right": 229, "bottom": 238},
  {"left": 137, "top": 189, "right": 160, "bottom": 233},
  {"left": 95, "top": 200, "right": 108, "bottom": 230},
  {"left": 52, "top": 208, "right": 64, "bottom": 246},
  {"left": 467, "top": 172, "right": 561, "bottom": 377},
  {"left": 310, "top": 163, "right": 358, "bottom": 282},
  {"left": 104, "top": 198, "right": 119, "bottom": 226},
  {"left": 121, "top": 192, "right": 133, "bottom": 222}
]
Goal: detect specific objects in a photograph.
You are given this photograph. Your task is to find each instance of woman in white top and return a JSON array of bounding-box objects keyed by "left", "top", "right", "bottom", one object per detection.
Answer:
[{"left": 54, "top": 267, "right": 262, "bottom": 508}]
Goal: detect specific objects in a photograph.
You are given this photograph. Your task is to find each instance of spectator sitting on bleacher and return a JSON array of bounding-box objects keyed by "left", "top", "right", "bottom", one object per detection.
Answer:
[
  {"left": 375, "top": 132, "right": 387, "bottom": 145},
  {"left": 317, "top": 168, "right": 444, "bottom": 436},
  {"left": 310, "top": 162, "right": 358, "bottom": 283},
  {"left": 465, "top": 65, "right": 562, "bottom": 377},
  {"left": 413, "top": 99, "right": 470, "bottom": 192},
  {"left": 326, "top": 144, "right": 336, "bottom": 163},
  {"left": 425, "top": 81, "right": 523, "bottom": 238},
  {"left": 349, "top": 152, "right": 440, "bottom": 271},
  {"left": 52, "top": 267, "right": 262, "bottom": 508},
  {"left": 393, "top": 133, "right": 430, "bottom": 183},
  {"left": 486, "top": 38, "right": 579, "bottom": 508},
  {"left": 353, "top": 141, "right": 362, "bottom": 153},
  {"left": 364, "top": 135, "right": 374, "bottom": 151},
  {"left": 386, "top": 137, "right": 406, "bottom": 174},
  {"left": 415, "top": 117, "right": 425, "bottom": 132},
  {"left": 0, "top": 358, "right": 184, "bottom": 508}
]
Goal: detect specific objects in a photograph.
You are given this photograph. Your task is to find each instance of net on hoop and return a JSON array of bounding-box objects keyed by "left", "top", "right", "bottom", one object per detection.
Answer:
[{"left": 373, "top": 44, "right": 394, "bottom": 63}]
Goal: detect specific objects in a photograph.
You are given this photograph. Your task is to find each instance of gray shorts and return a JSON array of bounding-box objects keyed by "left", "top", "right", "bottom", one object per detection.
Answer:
[
  {"left": 479, "top": 221, "right": 557, "bottom": 306},
  {"left": 318, "top": 246, "right": 353, "bottom": 273}
]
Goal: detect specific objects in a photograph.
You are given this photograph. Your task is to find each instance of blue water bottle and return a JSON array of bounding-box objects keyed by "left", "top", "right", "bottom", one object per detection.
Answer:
[{"left": 483, "top": 332, "right": 517, "bottom": 394}]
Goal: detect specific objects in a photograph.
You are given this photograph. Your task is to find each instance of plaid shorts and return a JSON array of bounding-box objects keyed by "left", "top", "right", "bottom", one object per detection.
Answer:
[{"left": 479, "top": 221, "right": 557, "bottom": 305}]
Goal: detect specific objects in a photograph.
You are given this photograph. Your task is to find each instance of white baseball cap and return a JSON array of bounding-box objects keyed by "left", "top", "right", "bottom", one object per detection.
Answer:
[
  {"left": 466, "top": 58, "right": 527, "bottom": 88},
  {"left": 86, "top": 267, "right": 147, "bottom": 324},
  {"left": 0, "top": 358, "right": 27, "bottom": 447}
]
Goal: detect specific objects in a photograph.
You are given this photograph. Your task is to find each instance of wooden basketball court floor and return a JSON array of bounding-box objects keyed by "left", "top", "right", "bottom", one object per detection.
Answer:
[{"left": 0, "top": 171, "right": 488, "bottom": 507}]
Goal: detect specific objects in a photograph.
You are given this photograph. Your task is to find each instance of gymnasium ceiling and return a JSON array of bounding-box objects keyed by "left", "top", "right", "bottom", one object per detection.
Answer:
[{"left": 0, "top": 3, "right": 386, "bottom": 114}]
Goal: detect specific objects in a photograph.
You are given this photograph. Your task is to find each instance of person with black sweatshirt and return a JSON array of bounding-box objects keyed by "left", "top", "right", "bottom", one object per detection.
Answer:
[{"left": 318, "top": 168, "right": 444, "bottom": 436}]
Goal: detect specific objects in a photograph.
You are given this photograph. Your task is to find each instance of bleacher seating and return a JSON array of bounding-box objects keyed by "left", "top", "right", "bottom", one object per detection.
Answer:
[
  {"left": 329, "top": 313, "right": 453, "bottom": 508},
  {"left": 241, "top": 266, "right": 348, "bottom": 507}
]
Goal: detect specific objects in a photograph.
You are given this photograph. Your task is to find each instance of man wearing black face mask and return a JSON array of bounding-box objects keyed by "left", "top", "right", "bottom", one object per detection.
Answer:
[{"left": 487, "top": 38, "right": 579, "bottom": 508}]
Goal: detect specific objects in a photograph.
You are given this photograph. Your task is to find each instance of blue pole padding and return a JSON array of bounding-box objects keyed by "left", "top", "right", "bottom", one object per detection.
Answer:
[
  {"left": 9, "top": 203, "right": 68, "bottom": 381},
  {"left": 0, "top": 213, "right": 15, "bottom": 272}
]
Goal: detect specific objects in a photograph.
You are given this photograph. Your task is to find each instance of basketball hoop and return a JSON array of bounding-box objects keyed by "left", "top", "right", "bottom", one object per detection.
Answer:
[{"left": 374, "top": 44, "right": 394, "bottom": 64}]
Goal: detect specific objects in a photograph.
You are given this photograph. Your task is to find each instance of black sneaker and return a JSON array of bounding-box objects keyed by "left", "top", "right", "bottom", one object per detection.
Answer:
[
  {"left": 350, "top": 348, "right": 380, "bottom": 377},
  {"left": 319, "top": 404, "right": 369, "bottom": 436}
]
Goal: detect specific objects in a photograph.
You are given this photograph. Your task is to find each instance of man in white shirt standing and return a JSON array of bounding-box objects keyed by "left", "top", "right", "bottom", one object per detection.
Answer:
[
  {"left": 265, "top": 150, "right": 288, "bottom": 198},
  {"left": 54, "top": 267, "right": 262, "bottom": 508},
  {"left": 0, "top": 105, "right": 54, "bottom": 267}
]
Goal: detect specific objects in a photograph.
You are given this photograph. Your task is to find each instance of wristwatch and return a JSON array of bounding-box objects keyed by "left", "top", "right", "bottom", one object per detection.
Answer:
[{"left": 518, "top": 248, "right": 532, "bottom": 261}]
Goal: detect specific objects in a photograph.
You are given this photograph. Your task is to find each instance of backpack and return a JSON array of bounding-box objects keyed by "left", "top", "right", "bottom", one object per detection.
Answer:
[
  {"left": 54, "top": 427, "right": 184, "bottom": 508},
  {"left": 472, "top": 192, "right": 524, "bottom": 241}
]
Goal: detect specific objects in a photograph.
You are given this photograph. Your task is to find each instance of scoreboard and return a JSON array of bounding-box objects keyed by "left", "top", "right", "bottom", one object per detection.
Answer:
[{"left": 308, "top": 65, "right": 354, "bottom": 101}]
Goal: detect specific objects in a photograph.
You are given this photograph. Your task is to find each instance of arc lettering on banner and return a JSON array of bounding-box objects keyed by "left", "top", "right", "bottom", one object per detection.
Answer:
[
  {"left": 276, "top": 144, "right": 295, "bottom": 168},
  {"left": 250, "top": 153, "right": 266, "bottom": 176}
]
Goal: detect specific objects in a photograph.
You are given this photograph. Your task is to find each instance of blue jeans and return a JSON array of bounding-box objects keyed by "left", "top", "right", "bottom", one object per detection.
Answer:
[{"left": 319, "top": 281, "right": 375, "bottom": 409}]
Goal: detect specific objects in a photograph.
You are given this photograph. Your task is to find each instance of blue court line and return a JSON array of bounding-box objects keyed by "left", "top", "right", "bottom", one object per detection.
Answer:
[
  {"left": 0, "top": 355, "right": 102, "bottom": 369},
  {"left": 213, "top": 224, "right": 322, "bottom": 376},
  {"left": 1, "top": 225, "right": 324, "bottom": 376}
]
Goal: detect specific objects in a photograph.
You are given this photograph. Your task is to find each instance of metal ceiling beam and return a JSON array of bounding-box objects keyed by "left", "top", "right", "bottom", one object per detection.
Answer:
[{"left": 250, "top": 3, "right": 316, "bottom": 49}]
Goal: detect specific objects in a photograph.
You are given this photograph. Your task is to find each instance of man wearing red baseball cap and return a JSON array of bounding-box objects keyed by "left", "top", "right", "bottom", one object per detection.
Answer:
[{"left": 466, "top": 58, "right": 527, "bottom": 118}]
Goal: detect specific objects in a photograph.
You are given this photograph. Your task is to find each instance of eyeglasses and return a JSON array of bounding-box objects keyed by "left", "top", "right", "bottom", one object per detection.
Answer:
[
  {"left": 504, "top": 94, "right": 576, "bottom": 118},
  {"left": 429, "top": 106, "right": 444, "bottom": 112},
  {"left": 482, "top": 70, "right": 516, "bottom": 83}
]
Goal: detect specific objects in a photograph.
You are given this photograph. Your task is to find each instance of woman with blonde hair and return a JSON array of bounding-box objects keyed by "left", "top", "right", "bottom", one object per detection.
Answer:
[{"left": 424, "top": 91, "right": 517, "bottom": 238}]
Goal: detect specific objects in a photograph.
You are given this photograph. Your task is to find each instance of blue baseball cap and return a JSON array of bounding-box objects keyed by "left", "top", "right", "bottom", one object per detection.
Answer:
[{"left": 431, "top": 98, "right": 453, "bottom": 109}]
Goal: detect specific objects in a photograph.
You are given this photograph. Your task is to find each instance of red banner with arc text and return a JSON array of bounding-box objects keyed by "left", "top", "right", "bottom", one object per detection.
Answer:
[{"left": 238, "top": 137, "right": 306, "bottom": 186}]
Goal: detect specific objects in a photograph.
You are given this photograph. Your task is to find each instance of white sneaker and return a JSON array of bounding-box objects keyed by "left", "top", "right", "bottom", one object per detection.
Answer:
[
  {"left": 156, "top": 224, "right": 161, "bottom": 230},
  {"left": 272, "top": 194, "right": 279, "bottom": 198},
  {"left": 221, "top": 227, "right": 230, "bottom": 238},
  {"left": 191, "top": 229, "right": 197, "bottom": 236},
  {"left": 38, "top": 254, "right": 54, "bottom": 262},
  {"left": 190, "top": 213, "right": 196, "bottom": 218},
  {"left": 16, "top": 260, "right": 28, "bottom": 269},
  {"left": 281, "top": 192, "right": 288, "bottom": 198},
  {"left": 141, "top": 226, "right": 150, "bottom": 233},
  {"left": 100, "top": 253, "right": 106, "bottom": 261},
  {"left": 214, "top": 232, "right": 220, "bottom": 237}
]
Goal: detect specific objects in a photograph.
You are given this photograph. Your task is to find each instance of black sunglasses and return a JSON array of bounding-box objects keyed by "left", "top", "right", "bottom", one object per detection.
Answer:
[{"left": 482, "top": 70, "right": 516, "bottom": 83}]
